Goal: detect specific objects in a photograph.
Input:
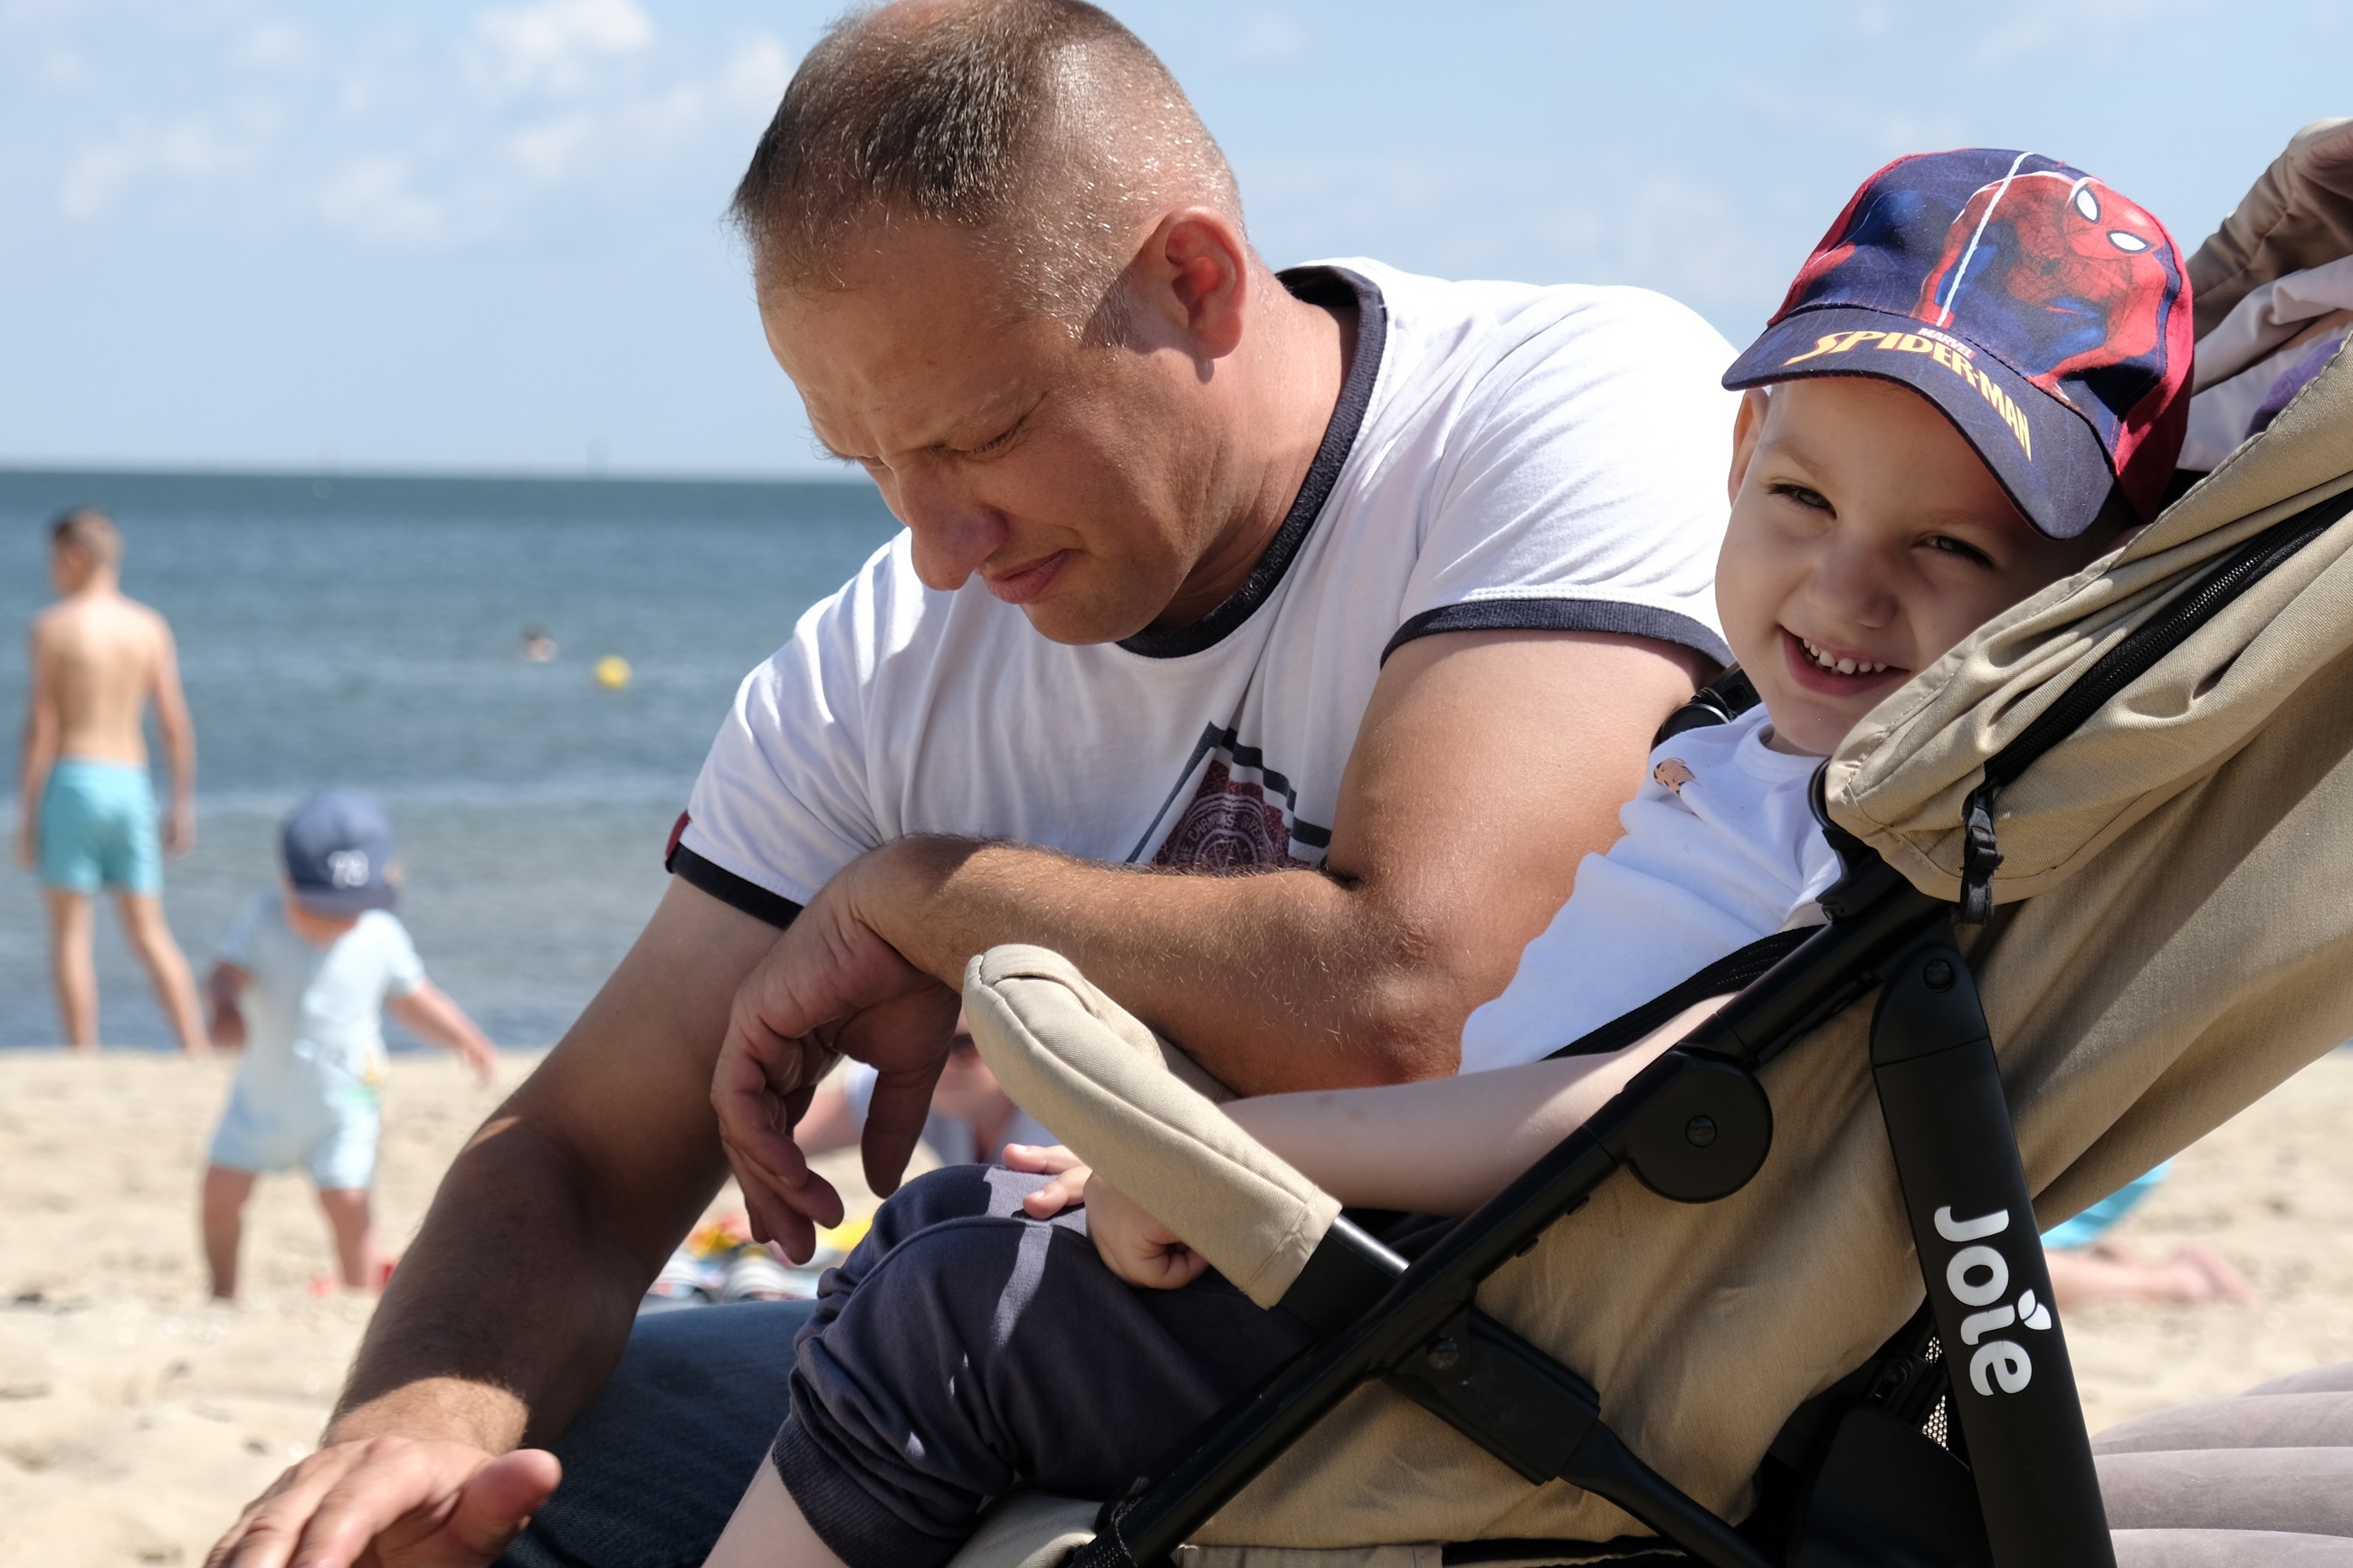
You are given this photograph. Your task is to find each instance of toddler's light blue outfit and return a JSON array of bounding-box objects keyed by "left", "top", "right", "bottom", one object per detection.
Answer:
[
  {"left": 36, "top": 759, "right": 162, "bottom": 894},
  {"left": 206, "top": 892, "right": 425, "bottom": 1190}
]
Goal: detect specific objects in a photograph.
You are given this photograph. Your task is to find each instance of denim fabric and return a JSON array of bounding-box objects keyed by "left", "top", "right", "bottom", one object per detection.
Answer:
[{"left": 499, "top": 1299, "right": 814, "bottom": 1568}]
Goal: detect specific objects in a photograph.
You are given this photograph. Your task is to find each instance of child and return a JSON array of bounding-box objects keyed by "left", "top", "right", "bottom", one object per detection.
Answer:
[
  {"left": 705, "top": 149, "right": 2195, "bottom": 1568},
  {"left": 201, "top": 789, "right": 497, "bottom": 1300}
]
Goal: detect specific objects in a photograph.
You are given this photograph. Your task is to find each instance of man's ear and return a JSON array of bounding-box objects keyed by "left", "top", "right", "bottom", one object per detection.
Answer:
[
  {"left": 1727, "top": 387, "right": 1771, "bottom": 504},
  {"left": 1128, "top": 207, "right": 1251, "bottom": 360}
]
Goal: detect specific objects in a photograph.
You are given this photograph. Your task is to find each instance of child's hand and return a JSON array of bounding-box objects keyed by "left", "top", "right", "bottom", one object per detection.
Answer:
[
  {"left": 459, "top": 1036, "right": 499, "bottom": 1084},
  {"left": 208, "top": 1003, "right": 246, "bottom": 1050},
  {"left": 1084, "top": 1171, "right": 1209, "bottom": 1290},
  {"left": 1005, "top": 1143, "right": 1091, "bottom": 1218}
]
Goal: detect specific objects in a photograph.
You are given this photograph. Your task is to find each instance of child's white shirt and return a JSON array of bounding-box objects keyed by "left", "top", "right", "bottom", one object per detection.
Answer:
[
  {"left": 217, "top": 892, "right": 425, "bottom": 1107},
  {"left": 1459, "top": 706, "right": 1841, "bottom": 1073}
]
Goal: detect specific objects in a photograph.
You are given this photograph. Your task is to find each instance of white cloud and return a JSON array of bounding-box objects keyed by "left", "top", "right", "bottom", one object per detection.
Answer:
[
  {"left": 60, "top": 115, "right": 241, "bottom": 217},
  {"left": 724, "top": 35, "right": 794, "bottom": 112},
  {"left": 1238, "top": 14, "right": 1308, "bottom": 62},
  {"left": 317, "top": 155, "right": 447, "bottom": 246},
  {"left": 474, "top": 0, "right": 654, "bottom": 93},
  {"left": 509, "top": 113, "right": 594, "bottom": 178},
  {"left": 229, "top": 21, "right": 305, "bottom": 71}
]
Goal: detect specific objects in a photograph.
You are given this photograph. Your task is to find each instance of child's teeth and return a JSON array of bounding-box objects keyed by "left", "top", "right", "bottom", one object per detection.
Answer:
[{"left": 1835, "top": 658, "right": 1856, "bottom": 674}]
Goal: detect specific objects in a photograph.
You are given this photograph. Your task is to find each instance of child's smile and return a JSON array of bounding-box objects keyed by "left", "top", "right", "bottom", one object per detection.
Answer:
[{"left": 1717, "top": 376, "right": 2119, "bottom": 757}]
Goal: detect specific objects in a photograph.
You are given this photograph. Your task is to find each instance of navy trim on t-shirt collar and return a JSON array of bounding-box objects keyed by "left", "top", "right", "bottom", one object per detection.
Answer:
[
  {"left": 1117, "top": 265, "right": 1386, "bottom": 660},
  {"left": 1380, "top": 599, "right": 1734, "bottom": 670}
]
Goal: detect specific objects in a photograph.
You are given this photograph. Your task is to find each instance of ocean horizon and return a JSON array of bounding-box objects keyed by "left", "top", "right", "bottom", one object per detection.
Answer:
[{"left": 1, "top": 465, "right": 899, "bottom": 1050}]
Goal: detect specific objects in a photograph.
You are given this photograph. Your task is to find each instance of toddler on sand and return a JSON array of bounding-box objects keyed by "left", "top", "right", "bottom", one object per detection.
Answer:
[
  {"left": 706, "top": 147, "right": 2196, "bottom": 1568},
  {"left": 201, "top": 790, "right": 496, "bottom": 1300}
]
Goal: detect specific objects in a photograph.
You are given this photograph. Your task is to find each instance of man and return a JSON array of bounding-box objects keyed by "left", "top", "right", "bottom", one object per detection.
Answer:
[
  {"left": 208, "top": 4, "right": 1738, "bottom": 1564},
  {"left": 17, "top": 508, "right": 207, "bottom": 1055}
]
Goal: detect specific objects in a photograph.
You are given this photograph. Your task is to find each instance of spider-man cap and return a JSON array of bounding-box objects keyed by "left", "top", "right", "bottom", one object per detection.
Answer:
[{"left": 1725, "top": 149, "right": 2193, "bottom": 537}]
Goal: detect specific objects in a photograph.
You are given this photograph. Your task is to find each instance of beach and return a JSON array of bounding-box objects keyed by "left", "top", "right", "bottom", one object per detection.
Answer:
[{"left": 2, "top": 1047, "right": 2348, "bottom": 1566}]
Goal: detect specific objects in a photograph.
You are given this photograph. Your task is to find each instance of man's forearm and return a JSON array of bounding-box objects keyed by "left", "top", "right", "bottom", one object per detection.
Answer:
[
  {"left": 329, "top": 879, "right": 776, "bottom": 1453},
  {"left": 855, "top": 837, "right": 1453, "bottom": 1092},
  {"left": 331, "top": 1113, "right": 722, "bottom": 1449}
]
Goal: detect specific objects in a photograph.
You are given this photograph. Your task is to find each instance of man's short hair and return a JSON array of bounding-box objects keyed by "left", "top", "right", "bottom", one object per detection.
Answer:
[
  {"left": 730, "top": 0, "right": 1243, "bottom": 330},
  {"left": 51, "top": 508, "right": 121, "bottom": 566}
]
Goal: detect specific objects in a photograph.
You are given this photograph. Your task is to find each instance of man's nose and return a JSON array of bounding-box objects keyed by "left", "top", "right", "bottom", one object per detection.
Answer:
[{"left": 888, "top": 467, "right": 1009, "bottom": 591}]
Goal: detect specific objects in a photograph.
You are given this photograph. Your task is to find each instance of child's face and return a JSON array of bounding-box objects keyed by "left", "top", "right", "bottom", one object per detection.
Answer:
[{"left": 1717, "top": 377, "right": 2115, "bottom": 756}]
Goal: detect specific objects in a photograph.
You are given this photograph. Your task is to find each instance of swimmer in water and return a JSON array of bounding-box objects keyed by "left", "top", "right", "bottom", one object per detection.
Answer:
[{"left": 521, "top": 625, "right": 557, "bottom": 662}]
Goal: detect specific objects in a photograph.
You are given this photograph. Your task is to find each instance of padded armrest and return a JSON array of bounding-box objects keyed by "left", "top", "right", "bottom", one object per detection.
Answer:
[{"left": 962, "top": 946, "right": 1342, "bottom": 1307}]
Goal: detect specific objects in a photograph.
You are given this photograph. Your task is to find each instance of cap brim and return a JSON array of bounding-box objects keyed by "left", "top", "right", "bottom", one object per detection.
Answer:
[
  {"left": 1725, "top": 305, "right": 2116, "bottom": 539},
  {"left": 291, "top": 883, "right": 397, "bottom": 916}
]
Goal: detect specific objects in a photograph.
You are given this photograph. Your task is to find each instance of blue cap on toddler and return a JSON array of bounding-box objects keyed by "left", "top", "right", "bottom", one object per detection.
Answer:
[{"left": 281, "top": 790, "right": 399, "bottom": 915}]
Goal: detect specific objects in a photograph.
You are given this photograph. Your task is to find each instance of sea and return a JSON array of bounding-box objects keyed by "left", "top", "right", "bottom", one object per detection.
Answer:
[{"left": 0, "top": 468, "right": 897, "bottom": 1050}]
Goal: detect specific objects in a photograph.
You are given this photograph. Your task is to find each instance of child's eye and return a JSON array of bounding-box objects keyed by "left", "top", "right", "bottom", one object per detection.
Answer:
[
  {"left": 1924, "top": 534, "right": 1996, "bottom": 568},
  {"left": 1768, "top": 482, "right": 1834, "bottom": 513}
]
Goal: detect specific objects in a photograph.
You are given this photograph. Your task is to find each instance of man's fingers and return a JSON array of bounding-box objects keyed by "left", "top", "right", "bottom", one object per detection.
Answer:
[
  {"left": 208, "top": 1441, "right": 436, "bottom": 1568},
  {"left": 443, "top": 1449, "right": 563, "bottom": 1559}
]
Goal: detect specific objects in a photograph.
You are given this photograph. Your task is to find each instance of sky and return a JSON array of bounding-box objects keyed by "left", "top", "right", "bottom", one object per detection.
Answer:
[{"left": 4, "top": 0, "right": 2350, "bottom": 478}]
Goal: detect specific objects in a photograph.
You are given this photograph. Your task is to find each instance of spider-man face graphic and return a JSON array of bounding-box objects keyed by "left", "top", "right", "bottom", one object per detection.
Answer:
[{"left": 1916, "top": 171, "right": 2176, "bottom": 400}]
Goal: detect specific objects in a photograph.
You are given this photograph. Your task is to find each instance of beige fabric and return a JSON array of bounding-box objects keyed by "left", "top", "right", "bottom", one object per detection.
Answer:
[
  {"left": 1191, "top": 580, "right": 2353, "bottom": 1549},
  {"left": 1819, "top": 331, "right": 2353, "bottom": 909},
  {"left": 962, "top": 946, "right": 1340, "bottom": 1308},
  {"left": 2189, "top": 118, "right": 2353, "bottom": 337}
]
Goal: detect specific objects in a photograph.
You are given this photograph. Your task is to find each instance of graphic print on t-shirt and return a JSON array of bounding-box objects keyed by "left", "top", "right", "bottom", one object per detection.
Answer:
[{"left": 1132, "top": 723, "right": 1333, "bottom": 870}]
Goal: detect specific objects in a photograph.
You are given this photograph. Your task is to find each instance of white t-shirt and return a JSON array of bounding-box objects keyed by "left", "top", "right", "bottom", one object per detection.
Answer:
[
  {"left": 676, "top": 260, "right": 1740, "bottom": 912},
  {"left": 217, "top": 892, "right": 425, "bottom": 1108},
  {"left": 1459, "top": 707, "right": 1841, "bottom": 1073},
  {"left": 836, "top": 1060, "right": 1055, "bottom": 1168}
]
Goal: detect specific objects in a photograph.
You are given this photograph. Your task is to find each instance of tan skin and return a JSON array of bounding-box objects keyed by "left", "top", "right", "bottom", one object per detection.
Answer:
[
  {"left": 704, "top": 375, "right": 2130, "bottom": 1568},
  {"left": 203, "top": 892, "right": 500, "bottom": 1300},
  {"left": 207, "top": 213, "right": 1704, "bottom": 1568},
  {"left": 20, "top": 541, "right": 206, "bottom": 1054}
]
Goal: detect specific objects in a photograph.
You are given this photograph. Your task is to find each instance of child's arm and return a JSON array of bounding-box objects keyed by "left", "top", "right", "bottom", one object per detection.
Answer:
[
  {"left": 1074, "top": 995, "right": 1730, "bottom": 1286},
  {"left": 387, "top": 982, "right": 499, "bottom": 1082},
  {"left": 206, "top": 962, "right": 249, "bottom": 1050}
]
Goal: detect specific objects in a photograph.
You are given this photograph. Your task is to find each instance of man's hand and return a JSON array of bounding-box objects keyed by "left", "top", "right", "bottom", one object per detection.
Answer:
[
  {"left": 1081, "top": 1171, "right": 1209, "bottom": 1290},
  {"left": 13, "top": 819, "right": 33, "bottom": 870},
  {"left": 210, "top": 1002, "right": 247, "bottom": 1050},
  {"left": 1006, "top": 1143, "right": 1092, "bottom": 1217},
  {"left": 713, "top": 872, "right": 962, "bottom": 1261},
  {"left": 165, "top": 800, "right": 196, "bottom": 858},
  {"left": 205, "top": 1438, "right": 558, "bottom": 1568}
]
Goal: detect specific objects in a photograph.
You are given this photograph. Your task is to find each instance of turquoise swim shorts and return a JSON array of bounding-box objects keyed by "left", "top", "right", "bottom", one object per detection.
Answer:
[{"left": 37, "top": 760, "right": 163, "bottom": 895}]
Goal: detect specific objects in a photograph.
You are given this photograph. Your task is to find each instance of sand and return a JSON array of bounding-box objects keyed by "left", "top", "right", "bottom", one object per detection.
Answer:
[{"left": 3, "top": 1049, "right": 2348, "bottom": 1566}]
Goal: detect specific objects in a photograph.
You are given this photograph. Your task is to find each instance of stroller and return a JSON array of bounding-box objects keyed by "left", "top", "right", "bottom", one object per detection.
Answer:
[{"left": 942, "top": 124, "right": 2353, "bottom": 1568}]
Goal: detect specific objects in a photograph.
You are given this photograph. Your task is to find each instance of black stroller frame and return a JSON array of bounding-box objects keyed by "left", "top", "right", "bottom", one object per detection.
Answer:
[{"left": 1069, "top": 490, "right": 2353, "bottom": 1568}]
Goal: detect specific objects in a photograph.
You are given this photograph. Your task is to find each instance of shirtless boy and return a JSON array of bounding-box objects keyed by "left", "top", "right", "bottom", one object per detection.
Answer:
[{"left": 16, "top": 508, "right": 207, "bottom": 1054}]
